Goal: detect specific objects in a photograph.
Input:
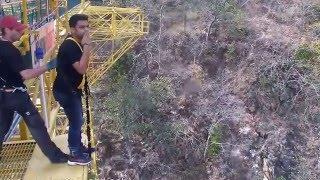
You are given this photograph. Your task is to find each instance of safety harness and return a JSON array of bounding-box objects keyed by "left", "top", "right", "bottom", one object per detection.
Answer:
[{"left": 0, "top": 75, "right": 27, "bottom": 92}]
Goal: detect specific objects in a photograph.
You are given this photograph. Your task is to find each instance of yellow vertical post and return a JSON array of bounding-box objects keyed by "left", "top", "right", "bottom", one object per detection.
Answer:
[
  {"left": 19, "top": 123, "right": 29, "bottom": 140},
  {"left": 45, "top": 75, "right": 52, "bottom": 113},
  {"left": 111, "top": 9, "right": 116, "bottom": 63},
  {"left": 140, "top": 13, "right": 143, "bottom": 33},
  {"left": 55, "top": 1, "right": 60, "bottom": 45},
  {"left": 64, "top": 0, "right": 70, "bottom": 33},
  {"left": 81, "top": 0, "right": 85, "bottom": 9},
  {"left": 111, "top": 9, "right": 116, "bottom": 38},
  {"left": 21, "top": 0, "right": 30, "bottom": 54},
  {"left": 19, "top": 0, "right": 29, "bottom": 140},
  {"left": 21, "top": 0, "right": 28, "bottom": 28},
  {"left": 37, "top": 0, "right": 41, "bottom": 21},
  {"left": 49, "top": 0, "right": 56, "bottom": 12}
]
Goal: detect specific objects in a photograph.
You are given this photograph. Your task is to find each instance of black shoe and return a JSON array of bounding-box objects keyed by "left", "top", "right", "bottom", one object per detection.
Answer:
[
  {"left": 80, "top": 144, "right": 96, "bottom": 154},
  {"left": 50, "top": 153, "right": 68, "bottom": 163},
  {"left": 68, "top": 153, "right": 91, "bottom": 166}
]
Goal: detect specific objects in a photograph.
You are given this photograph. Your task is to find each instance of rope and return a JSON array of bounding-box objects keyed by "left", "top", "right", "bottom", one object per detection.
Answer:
[{"left": 84, "top": 75, "right": 92, "bottom": 150}]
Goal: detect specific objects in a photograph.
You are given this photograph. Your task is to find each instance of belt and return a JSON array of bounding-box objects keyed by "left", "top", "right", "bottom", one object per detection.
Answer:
[
  {"left": 0, "top": 87, "right": 27, "bottom": 93},
  {"left": 0, "top": 88, "right": 15, "bottom": 92}
]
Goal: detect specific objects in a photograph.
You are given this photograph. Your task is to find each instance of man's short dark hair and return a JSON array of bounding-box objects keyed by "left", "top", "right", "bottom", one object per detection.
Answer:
[{"left": 69, "top": 14, "right": 88, "bottom": 28}]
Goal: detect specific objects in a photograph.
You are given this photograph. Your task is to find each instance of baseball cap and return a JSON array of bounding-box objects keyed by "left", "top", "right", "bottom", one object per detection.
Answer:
[{"left": 0, "top": 16, "right": 27, "bottom": 32}]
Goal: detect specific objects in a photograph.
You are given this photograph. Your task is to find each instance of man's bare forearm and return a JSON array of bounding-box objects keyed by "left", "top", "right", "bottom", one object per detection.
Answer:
[
  {"left": 74, "top": 45, "right": 91, "bottom": 74},
  {"left": 79, "top": 45, "right": 91, "bottom": 71},
  {"left": 20, "top": 65, "right": 47, "bottom": 80}
]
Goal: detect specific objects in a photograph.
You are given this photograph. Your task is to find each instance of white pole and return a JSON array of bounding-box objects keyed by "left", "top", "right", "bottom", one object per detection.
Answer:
[
  {"left": 32, "top": 35, "right": 49, "bottom": 128},
  {"left": 39, "top": 68, "right": 49, "bottom": 128}
]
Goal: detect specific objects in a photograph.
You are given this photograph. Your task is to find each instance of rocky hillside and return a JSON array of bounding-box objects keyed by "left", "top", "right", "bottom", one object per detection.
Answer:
[{"left": 92, "top": 0, "right": 320, "bottom": 179}]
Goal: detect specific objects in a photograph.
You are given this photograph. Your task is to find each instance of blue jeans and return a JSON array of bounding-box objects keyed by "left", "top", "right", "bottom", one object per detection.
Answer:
[{"left": 53, "top": 90, "right": 83, "bottom": 155}]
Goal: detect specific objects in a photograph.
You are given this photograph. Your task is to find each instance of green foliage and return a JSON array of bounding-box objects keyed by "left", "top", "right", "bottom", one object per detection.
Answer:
[
  {"left": 276, "top": 176, "right": 286, "bottom": 180},
  {"left": 208, "top": 125, "right": 222, "bottom": 157},
  {"left": 108, "top": 53, "right": 135, "bottom": 83},
  {"left": 225, "top": 42, "right": 237, "bottom": 61},
  {"left": 208, "top": 0, "right": 248, "bottom": 41},
  {"left": 295, "top": 45, "right": 318, "bottom": 62},
  {"left": 294, "top": 44, "right": 320, "bottom": 77},
  {"left": 149, "top": 76, "right": 174, "bottom": 107},
  {"left": 88, "top": 172, "right": 97, "bottom": 180},
  {"left": 104, "top": 74, "right": 165, "bottom": 137},
  {"left": 252, "top": 62, "right": 299, "bottom": 116},
  {"left": 309, "top": 112, "right": 320, "bottom": 124},
  {"left": 228, "top": 26, "right": 249, "bottom": 40},
  {"left": 121, "top": 0, "right": 132, "bottom": 3},
  {"left": 209, "top": 0, "right": 245, "bottom": 24},
  {"left": 251, "top": 60, "right": 320, "bottom": 119},
  {"left": 305, "top": 5, "right": 320, "bottom": 25},
  {"left": 103, "top": 54, "right": 179, "bottom": 160},
  {"left": 103, "top": 75, "right": 140, "bottom": 135}
]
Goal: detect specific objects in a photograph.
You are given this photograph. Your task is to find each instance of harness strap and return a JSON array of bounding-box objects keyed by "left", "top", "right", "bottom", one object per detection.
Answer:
[{"left": 66, "top": 37, "right": 86, "bottom": 89}]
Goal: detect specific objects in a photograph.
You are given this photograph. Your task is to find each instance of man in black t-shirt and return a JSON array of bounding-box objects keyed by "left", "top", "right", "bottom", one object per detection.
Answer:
[
  {"left": 53, "top": 14, "right": 92, "bottom": 166},
  {"left": 0, "top": 16, "right": 68, "bottom": 163}
]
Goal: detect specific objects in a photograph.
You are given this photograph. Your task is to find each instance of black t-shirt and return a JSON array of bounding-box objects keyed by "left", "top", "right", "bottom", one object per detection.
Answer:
[
  {"left": 0, "top": 40, "right": 27, "bottom": 88},
  {"left": 53, "top": 37, "right": 83, "bottom": 93}
]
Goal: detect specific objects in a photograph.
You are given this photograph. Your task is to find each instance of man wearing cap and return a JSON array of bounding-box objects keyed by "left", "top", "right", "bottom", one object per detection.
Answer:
[{"left": 0, "top": 16, "right": 68, "bottom": 163}]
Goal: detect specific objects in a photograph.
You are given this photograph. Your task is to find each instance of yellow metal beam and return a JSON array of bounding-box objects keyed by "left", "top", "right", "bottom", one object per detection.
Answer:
[
  {"left": 89, "top": 36, "right": 141, "bottom": 85},
  {"left": 21, "top": 0, "right": 30, "bottom": 54},
  {"left": 18, "top": 0, "right": 31, "bottom": 140}
]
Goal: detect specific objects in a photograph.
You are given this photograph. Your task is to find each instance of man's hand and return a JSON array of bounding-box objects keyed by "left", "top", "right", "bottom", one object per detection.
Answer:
[
  {"left": 72, "top": 31, "right": 92, "bottom": 74},
  {"left": 81, "top": 31, "right": 92, "bottom": 47}
]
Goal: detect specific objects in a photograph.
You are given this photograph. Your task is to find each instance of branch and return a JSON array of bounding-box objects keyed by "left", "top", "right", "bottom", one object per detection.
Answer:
[{"left": 206, "top": 16, "right": 217, "bottom": 42}]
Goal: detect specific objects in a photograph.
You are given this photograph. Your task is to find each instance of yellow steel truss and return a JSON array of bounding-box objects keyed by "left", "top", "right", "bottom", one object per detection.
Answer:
[{"left": 57, "top": 3, "right": 149, "bottom": 85}]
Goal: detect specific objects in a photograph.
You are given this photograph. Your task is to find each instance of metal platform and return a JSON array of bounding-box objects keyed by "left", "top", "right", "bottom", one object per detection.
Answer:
[
  {"left": 0, "top": 141, "right": 36, "bottom": 180},
  {"left": 0, "top": 134, "right": 89, "bottom": 180},
  {"left": 23, "top": 134, "right": 88, "bottom": 180}
]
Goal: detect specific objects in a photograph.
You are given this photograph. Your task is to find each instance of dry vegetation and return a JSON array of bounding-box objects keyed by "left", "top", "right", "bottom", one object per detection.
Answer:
[{"left": 91, "top": 0, "right": 320, "bottom": 179}]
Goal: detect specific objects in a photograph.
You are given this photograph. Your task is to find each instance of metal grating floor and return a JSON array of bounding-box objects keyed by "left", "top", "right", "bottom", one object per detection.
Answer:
[{"left": 0, "top": 141, "right": 36, "bottom": 180}]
